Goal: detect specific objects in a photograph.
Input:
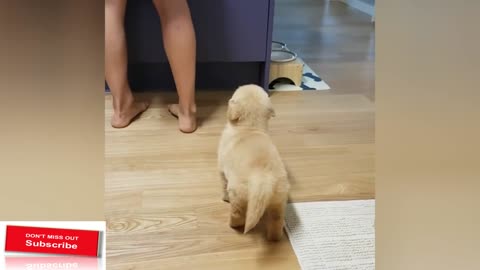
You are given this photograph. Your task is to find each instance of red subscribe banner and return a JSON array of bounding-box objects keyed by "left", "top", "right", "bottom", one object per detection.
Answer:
[{"left": 5, "top": 225, "right": 102, "bottom": 257}]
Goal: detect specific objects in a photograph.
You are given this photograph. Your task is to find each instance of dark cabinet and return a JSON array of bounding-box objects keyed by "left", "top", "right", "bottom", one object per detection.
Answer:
[{"left": 123, "top": 0, "right": 275, "bottom": 91}]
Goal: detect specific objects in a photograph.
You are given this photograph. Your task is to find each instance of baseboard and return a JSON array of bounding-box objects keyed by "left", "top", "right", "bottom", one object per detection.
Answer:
[
  {"left": 107, "top": 62, "right": 263, "bottom": 91},
  {"left": 335, "top": 0, "right": 375, "bottom": 19}
]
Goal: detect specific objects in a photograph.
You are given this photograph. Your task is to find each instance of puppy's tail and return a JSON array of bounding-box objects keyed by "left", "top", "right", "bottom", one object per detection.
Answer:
[{"left": 244, "top": 173, "right": 273, "bottom": 234}]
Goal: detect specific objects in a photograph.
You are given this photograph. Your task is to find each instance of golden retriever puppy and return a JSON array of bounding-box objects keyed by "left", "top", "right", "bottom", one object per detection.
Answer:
[{"left": 217, "top": 84, "right": 290, "bottom": 241}]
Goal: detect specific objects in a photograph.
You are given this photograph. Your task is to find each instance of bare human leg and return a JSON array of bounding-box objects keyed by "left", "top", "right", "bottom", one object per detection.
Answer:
[
  {"left": 152, "top": 0, "right": 197, "bottom": 133},
  {"left": 105, "top": 0, "right": 148, "bottom": 128}
]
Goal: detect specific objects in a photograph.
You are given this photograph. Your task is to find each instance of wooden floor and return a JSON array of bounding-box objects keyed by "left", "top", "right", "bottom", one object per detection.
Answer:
[
  {"left": 105, "top": 1, "right": 374, "bottom": 269},
  {"left": 273, "top": 0, "right": 375, "bottom": 100}
]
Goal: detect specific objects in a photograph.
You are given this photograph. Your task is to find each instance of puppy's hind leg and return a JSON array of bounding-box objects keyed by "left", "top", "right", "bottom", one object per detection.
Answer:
[
  {"left": 266, "top": 202, "right": 286, "bottom": 241},
  {"left": 229, "top": 193, "right": 246, "bottom": 228},
  {"left": 220, "top": 172, "right": 229, "bottom": 202}
]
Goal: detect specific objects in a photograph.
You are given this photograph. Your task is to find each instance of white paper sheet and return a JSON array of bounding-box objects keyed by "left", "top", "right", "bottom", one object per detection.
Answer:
[{"left": 285, "top": 200, "right": 375, "bottom": 270}]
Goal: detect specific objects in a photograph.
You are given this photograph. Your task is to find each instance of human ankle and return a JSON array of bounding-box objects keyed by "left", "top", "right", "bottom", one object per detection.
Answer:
[
  {"left": 114, "top": 94, "right": 136, "bottom": 115},
  {"left": 178, "top": 102, "right": 196, "bottom": 115}
]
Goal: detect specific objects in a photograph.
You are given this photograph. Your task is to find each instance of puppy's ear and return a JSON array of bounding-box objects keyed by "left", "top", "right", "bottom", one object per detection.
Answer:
[{"left": 227, "top": 98, "right": 243, "bottom": 122}]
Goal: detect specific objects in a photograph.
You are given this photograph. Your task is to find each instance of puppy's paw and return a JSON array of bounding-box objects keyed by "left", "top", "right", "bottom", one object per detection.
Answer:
[
  {"left": 230, "top": 221, "right": 245, "bottom": 229},
  {"left": 229, "top": 214, "right": 245, "bottom": 228},
  {"left": 266, "top": 230, "right": 284, "bottom": 242}
]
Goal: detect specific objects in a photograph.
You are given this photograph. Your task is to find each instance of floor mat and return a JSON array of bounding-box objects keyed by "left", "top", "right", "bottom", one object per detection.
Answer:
[{"left": 285, "top": 200, "right": 375, "bottom": 270}]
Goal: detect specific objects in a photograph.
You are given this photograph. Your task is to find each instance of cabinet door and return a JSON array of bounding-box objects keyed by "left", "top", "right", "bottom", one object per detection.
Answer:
[{"left": 125, "top": 0, "right": 270, "bottom": 63}]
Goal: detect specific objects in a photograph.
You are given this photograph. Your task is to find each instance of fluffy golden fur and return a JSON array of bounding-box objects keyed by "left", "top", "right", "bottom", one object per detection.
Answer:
[{"left": 217, "top": 84, "right": 290, "bottom": 241}]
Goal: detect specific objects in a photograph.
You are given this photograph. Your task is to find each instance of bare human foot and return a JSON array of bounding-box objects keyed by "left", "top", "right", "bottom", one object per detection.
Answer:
[
  {"left": 111, "top": 100, "right": 149, "bottom": 128},
  {"left": 168, "top": 104, "right": 197, "bottom": 133}
]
